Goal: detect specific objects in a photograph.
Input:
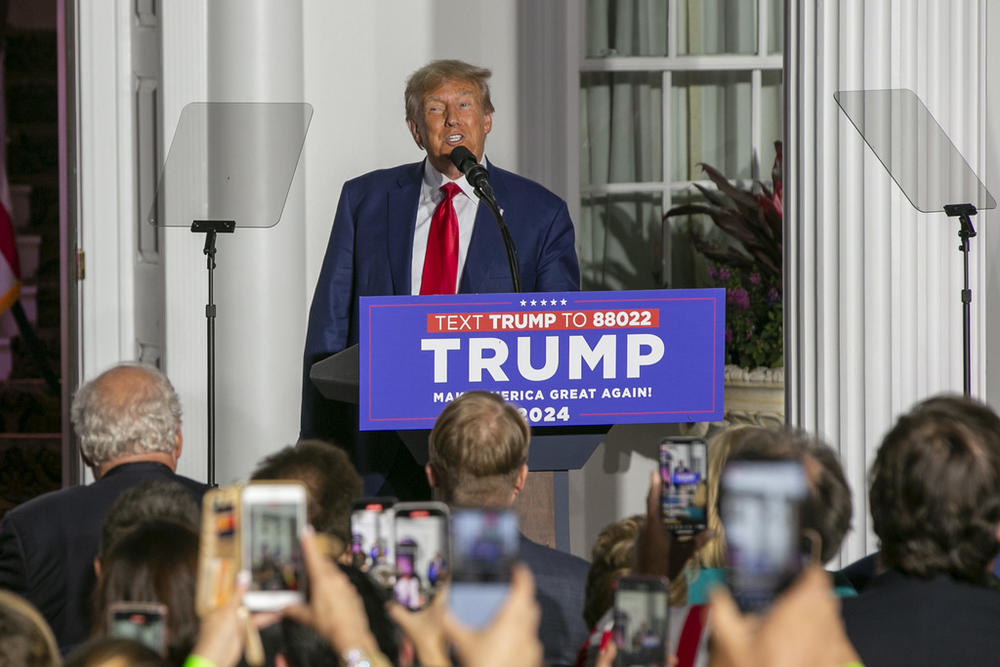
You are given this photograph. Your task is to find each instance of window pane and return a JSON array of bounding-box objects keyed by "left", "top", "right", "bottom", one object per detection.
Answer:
[
  {"left": 664, "top": 189, "right": 729, "bottom": 289},
  {"left": 579, "top": 192, "right": 665, "bottom": 290},
  {"left": 671, "top": 72, "right": 752, "bottom": 181},
  {"left": 768, "top": 0, "right": 784, "bottom": 54},
  {"left": 761, "top": 70, "right": 784, "bottom": 179},
  {"left": 585, "top": 0, "right": 669, "bottom": 57},
  {"left": 677, "top": 0, "right": 757, "bottom": 56},
  {"left": 580, "top": 72, "right": 663, "bottom": 185}
]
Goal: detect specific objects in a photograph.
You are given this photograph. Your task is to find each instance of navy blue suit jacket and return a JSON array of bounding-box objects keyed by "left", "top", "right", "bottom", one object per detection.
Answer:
[
  {"left": 519, "top": 534, "right": 591, "bottom": 667},
  {"left": 301, "top": 159, "right": 580, "bottom": 438},
  {"left": 0, "top": 462, "right": 208, "bottom": 653},
  {"left": 842, "top": 570, "right": 1000, "bottom": 667}
]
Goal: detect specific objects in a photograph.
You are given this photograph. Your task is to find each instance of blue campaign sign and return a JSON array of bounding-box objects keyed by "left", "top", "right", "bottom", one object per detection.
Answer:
[{"left": 358, "top": 288, "right": 725, "bottom": 431}]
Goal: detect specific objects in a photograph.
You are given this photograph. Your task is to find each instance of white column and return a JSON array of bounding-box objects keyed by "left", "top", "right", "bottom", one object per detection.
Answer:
[
  {"left": 203, "top": 0, "right": 307, "bottom": 484},
  {"left": 75, "top": 0, "right": 136, "bottom": 387},
  {"left": 786, "top": 0, "right": 989, "bottom": 563},
  {"left": 162, "top": 1, "right": 209, "bottom": 484}
]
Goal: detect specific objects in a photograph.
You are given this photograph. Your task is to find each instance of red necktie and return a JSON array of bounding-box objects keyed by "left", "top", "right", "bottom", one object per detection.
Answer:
[{"left": 420, "top": 182, "right": 463, "bottom": 295}]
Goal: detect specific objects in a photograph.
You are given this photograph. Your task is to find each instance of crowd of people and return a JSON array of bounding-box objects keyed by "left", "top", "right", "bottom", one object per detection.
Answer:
[
  {"left": 1, "top": 361, "right": 999, "bottom": 667},
  {"left": 4, "top": 58, "right": 1000, "bottom": 667}
]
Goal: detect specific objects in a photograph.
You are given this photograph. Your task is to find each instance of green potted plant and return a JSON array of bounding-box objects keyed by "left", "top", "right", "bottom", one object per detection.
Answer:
[{"left": 664, "top": 142, "right": 784, "bottom": 426}]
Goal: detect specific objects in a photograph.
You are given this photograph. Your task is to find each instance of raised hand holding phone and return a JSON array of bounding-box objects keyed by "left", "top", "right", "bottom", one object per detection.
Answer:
[
  {"left": 448, "top": 508, "right": 519, "bottom": 629},
  {"left": 241, "top": 483, "right": 308, "bottom": 612},
  {"left": 612, "top": 576, "right": 670, "bottom": 667},
  {"left": 393, "top": 501, "right": 450, "bottom": 611}
]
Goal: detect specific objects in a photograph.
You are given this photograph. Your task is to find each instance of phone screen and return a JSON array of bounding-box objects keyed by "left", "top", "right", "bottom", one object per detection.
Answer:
[
  {"left": 721, "top": 460, "right": 807, "bottom": 613},
  {"left": 660, "top": 438, "right": 708, "bottom": 536},
  {"left": 248, "top": 502, "right": 304, "bottom": 591},
  {"left": 242, "top": 484, "right": 307, "bottom": 610},
  {"left": 350, "top": 498, "right": 397, "bottom": 588},
  {"left": 109, "top": 604, "right": 167, "bottom": 656},
  {"left": 449, "top": 508, "right": 519, "bottom": 628},
  {"left": 613, "top": 577, "right": 669, "bottom": 667},
  {"left": 393, "top": 502, "right": 449, "bottom": 610}
]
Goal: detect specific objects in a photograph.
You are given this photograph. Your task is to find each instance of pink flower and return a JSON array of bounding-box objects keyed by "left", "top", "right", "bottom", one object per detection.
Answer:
[
  {"left": 768, "top": 287, "right": 780, "bottom": 306},
  {"left": 749, "top": 272, "right": 761, "bottom": 285},
  {"left": 718, "top": 268, "right": 731, "bottom": 281},
  {"left": 725, "top": 328, "right": 733, "bottom": 343},
  {"left": 727, "top": 288, "right": 750, "bottom": 310}
]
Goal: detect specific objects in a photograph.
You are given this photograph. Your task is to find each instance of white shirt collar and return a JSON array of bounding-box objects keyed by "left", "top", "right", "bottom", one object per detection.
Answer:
[{"left": 422, "top": 155, "right": 489, "bottom": 201}]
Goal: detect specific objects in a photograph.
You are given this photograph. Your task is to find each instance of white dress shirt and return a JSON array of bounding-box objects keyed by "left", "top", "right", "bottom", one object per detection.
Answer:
[{"left": 410, "top": 158, "right": 485, "bottom": 295}]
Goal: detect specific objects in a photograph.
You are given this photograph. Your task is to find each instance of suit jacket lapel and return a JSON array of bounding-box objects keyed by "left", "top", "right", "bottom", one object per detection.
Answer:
[
  {"left": 387, "top": 163, "right": 423, "bottom": 295},
  {"left": 460, "top": 161, "right": 513, "bottom": 292}
]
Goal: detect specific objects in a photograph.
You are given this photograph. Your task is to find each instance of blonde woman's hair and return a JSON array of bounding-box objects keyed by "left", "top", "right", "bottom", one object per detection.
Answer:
[{"left": 0, "top": 590, "right": 60, "bottom": 667}]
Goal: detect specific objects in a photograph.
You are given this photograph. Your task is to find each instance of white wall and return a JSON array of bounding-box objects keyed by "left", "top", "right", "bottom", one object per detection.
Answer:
[
  {"left": 162, "top": 1, "right": 521, "bottom": 484},
  {"left": 786, "top": 0, "right": 993, "bottom": 564},
  {"left": 986, "top": 2, "right": 1000, "bottom": 406},
  {"left": 300, "top": 1, "right": 520, "bottom": 290}
]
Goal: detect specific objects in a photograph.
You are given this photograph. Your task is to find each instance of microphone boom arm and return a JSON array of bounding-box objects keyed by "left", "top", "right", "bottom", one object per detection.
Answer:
[{"left": 476, "top": 186, "right": 521, "bottom": 293}]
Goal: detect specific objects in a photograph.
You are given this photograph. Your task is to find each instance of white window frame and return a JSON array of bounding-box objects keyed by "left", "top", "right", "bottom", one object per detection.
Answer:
[{"left": 578, "top": 0, "right": 782, "bottom": 285}]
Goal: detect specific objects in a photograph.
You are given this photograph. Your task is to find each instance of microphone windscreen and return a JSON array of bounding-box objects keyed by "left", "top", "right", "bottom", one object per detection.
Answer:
[{"left": 449, "top": 146, "right": 477, "bottom": 172}]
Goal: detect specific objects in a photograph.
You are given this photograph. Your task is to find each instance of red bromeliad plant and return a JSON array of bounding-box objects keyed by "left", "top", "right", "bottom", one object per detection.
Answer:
[{"left": 663, "top": 141, "right": 783, "bottom": 369}]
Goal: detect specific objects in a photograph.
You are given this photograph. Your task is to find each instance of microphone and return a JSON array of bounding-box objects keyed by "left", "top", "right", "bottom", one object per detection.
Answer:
[
  {"left": 449, "top": 146, "right": 493, "bottom": 198},
  {"left": 448, "top": 146, "right": 521, "bottom": 292}
]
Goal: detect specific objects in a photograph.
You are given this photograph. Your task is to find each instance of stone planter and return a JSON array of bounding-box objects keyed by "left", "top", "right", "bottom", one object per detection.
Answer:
[{"left": 682, "top": 365, "right": 785, "bottom": 438}]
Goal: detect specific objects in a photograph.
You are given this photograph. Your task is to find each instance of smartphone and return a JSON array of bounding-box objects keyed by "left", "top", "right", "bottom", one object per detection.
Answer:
[
  {"left": 612, "top": 576, "right": 670, "bottom": 667},
  {"left": 108, "top": 602, "right": 168, "bottom": 656},
  {"left": 659, "top": 437, "right": 708, "bottom": 537},
  {"left": 241, "top": 482, "right": 308, "bottom": 611},
  {"left": 350, "top": 497, "right": 398, "bottom": 588},
  {"left": 721, "top": 460, "right": 807, "bottom": 613},
  {"left": 393, "top": 501, "right": 450, "bottom": 610},
  {"left": 449, "top": 508, "right": 519, "bottom": 629}
]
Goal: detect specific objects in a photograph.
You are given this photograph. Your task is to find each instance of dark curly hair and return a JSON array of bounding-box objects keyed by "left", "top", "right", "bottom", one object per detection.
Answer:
[
  {"left": 725, "top": 427, "right": 853, "bottom": 563},
  {"left": 251, "top": 440, "right": 362, "bottom": 545},
  {"left": 870, "top": 395, "right": 1000, "bottom": 583}
]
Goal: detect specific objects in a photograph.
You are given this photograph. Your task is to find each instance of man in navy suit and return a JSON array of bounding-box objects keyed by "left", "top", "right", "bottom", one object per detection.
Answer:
[
  {"left": 0, "top": 363, "right": 208, "bottom": 653},
  {"left": 425, "top": 391, "right": 590, "bottom": 667},
  {"left": 301, "top": 60, "right": 580, "bottom": 496}
]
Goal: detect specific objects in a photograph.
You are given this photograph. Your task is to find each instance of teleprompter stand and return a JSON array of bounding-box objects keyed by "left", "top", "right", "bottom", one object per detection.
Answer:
[
  {"left": 150, "top": 103, "right": 313, "bottom": 484},
  {"left": 835, "top": 89, "right": 996, "bottom": 396},
  {"left": 191, "top": 219, "right": 234, "bottom": 485},
  {"left": 943, "top": 204, "right": 977, "bottom": 395}
]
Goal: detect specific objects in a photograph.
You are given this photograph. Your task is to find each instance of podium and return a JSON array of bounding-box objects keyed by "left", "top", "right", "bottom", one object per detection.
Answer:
[
  {"left": 310, "top": 343, "right": 605, "bottom": 550},
  {"left": 310, "top": 288, "right": 724, "bottom": 551}
]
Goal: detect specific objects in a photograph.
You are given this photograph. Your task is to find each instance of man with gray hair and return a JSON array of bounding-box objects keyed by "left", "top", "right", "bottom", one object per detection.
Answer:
[{"left": 0, "top": 362, "right": 207, "bottom": 653}]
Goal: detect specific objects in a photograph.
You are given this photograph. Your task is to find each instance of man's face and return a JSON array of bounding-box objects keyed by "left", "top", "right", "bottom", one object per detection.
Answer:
[{"left": 408, "top": 78, "right": 493, "bottom": 180}]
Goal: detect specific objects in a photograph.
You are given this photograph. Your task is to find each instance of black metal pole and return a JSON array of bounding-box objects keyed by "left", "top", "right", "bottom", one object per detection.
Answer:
[
  {"left": 959, "top": 215, "right": 976, "bottom": 398},
  {"left": 475, "top": 186, "right": 521, "bottom": 293},
  {"left": 204, "top": 230, "right": 217, "bottom": 486},
  {"left": 944, "top": 204, "right": 977, "bottom": 398},
  {"left": 191, "top": 220, "right": 234, "bottom": 487}
]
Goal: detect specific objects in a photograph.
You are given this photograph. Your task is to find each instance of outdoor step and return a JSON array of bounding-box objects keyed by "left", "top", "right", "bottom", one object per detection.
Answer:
[
  {"left": 9, "top": 184, "right": 31, "bottom": 230},
  {"left": 14, "top": 234, "right": 41, "bottom": 281}
]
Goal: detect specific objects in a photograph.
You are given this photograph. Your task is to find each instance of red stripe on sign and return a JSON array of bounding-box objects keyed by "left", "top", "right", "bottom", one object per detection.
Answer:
[{"left": 425, "top": 309, "right": 660, "bottom": 333}]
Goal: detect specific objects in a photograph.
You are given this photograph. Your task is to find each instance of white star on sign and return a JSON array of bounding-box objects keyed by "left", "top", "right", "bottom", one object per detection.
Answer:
[
  {"left": 560, "top": 299, "right": 568, "bottom": 305},
  {"left": 520, "top": 300, "right": 527, "bottom": 306},
  {"left": 530, "top": 299, "right": 537, "bottom": 306},
  {"left": 540, "top": 299, "right": 548, "bottom": 306}
]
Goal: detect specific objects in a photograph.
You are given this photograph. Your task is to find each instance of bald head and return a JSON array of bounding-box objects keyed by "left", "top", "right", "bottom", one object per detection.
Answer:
[{"left": 71, "top": 363, "right": 183, "bottom": 470}]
